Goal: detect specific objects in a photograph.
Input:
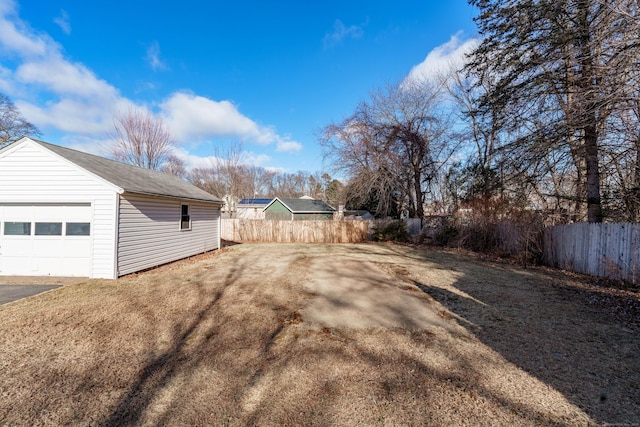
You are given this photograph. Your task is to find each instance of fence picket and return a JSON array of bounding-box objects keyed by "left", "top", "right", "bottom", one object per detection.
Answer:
[{"left": 544, "top": 223, "right": 640, "bottom": 284}]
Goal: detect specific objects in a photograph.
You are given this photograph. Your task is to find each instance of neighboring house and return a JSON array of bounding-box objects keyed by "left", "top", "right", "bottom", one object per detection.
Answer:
[
  {"left": 0, "top": 137, "right": 223, "bottom": 279},
  {"left": 263, "top": 197, "right": 335, "bottom": 220},
  {"left": 236, "top": 198, "right": 272, "bottom": 219},
  {"left": 344, "top": 209, "right": 372, "bottom": 220}
]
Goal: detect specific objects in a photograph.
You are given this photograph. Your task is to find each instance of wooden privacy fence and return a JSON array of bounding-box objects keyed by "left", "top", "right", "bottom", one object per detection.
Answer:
[
  {"left": 544, "top": 223, "right": 640, "bottom": 284},
  {"left": 221, "top": 219, "right": 369, "bottom": 243}
]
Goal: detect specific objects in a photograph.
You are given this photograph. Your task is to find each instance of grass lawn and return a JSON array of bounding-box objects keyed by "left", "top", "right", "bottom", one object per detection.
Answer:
[{"left": 0, "top": 243, "right": 638, "bottom": 426}]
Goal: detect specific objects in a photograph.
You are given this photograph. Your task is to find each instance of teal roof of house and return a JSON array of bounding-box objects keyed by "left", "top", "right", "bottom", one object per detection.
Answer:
[{"left": 268, "top": 197, "right": 336, "bottom": 213}]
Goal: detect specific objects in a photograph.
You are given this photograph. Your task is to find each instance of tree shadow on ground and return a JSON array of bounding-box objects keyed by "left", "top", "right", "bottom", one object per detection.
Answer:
[
  {"left": 410, "top": 250, "right": 640, "bottom": 425},
  {"left": 101, "top": 269, "right": 240, "bottom": 426},
  {"left": 4, "top": 243, "right": 636, "bottom": 425},
  {"left": 99, "top": 243, "right": 639, "bottom": 425}
]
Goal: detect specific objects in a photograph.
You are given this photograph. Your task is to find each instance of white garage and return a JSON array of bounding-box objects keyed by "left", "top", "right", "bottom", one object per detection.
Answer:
[{"left": 0, "top": 138, "right": 223, "bottom": 279}]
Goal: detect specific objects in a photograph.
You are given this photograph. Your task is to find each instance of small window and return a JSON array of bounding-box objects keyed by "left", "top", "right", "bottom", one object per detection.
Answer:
[
  {"left": 4, "top": 222, "right": 31, "bottom": 236},
  {"left": 35, "top": 222, "right": 63, "bottom": 236},
  {"left": 180, "top": 204, "right": 191, "bottom": 230},
  {"left": 66, "top": 222, "right": 91, "bottom": 236}
]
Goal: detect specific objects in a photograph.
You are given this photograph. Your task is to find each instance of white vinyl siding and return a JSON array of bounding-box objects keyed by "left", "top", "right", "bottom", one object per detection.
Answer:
[
  {"left": 0, "top": 142, "right": 118, "bottom": 278},
  {"left": 117, "top": 194, "right": 220, "bottom": 276}
]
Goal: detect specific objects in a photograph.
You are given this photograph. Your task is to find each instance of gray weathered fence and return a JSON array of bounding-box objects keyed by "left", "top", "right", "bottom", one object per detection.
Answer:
[
  {"left": 544, "top": 223, "right": 640, "bottom": 284},
  {"left": 221, "top": 219, "right": 369, "bottom": 243}
]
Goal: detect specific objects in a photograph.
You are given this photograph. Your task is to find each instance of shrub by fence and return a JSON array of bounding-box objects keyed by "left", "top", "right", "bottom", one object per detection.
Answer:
[
  {"left": 221, "top": 219, "right": 369, "bottom": 243},
  {"left": 544, "top": 222, "right": 640, "bottom": 284}
]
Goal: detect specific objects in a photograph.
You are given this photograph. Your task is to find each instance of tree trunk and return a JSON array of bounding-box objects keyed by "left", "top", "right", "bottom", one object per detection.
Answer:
[
  {"left": 584, "top": 123, "right": 602, "bottom": 222},
  {"left": 577, "top": 1, "right": 602, "bottom": 223},
  {"left": 413, "top": 165, "right": 424, "bottom": 219}
]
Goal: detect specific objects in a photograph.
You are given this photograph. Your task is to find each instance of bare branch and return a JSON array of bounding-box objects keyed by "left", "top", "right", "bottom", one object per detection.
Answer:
[
  {"left": 108, "top": 108, "right": 175, "bottom": 170},
  {"left": 0, "top": 92, "right": 41, "bottom": 147}
]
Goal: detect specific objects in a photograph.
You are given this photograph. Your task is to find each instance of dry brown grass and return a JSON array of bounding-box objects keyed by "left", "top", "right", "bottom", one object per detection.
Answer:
[{"left": 0, "top": 243, "right": 638, "bottom": 426}]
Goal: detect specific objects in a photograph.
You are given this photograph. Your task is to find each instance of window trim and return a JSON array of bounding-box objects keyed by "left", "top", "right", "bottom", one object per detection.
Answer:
[{"left": 180, "top": 204, "right": 191, "bottom": 231}]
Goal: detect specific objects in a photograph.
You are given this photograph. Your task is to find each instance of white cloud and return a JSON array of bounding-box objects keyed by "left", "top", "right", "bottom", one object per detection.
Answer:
[
  {"left": 0, "top": 0, "right": 49, "bottom": 57},
  {"left": 323, "top": 19, "right": 364, "bottom": 49},
  {"left": 171, "top": 146, "right": 271, "bottom": 171},
  {"left": 246, "top": 152, "right": 271, "bottom": 166},
  {"left": 0, "top": 64, "right": 13, "bottom": 93},
  {"left": 160, "top": 92, "right": 303, "bottom": 151},
  {"left": 276, "top": 139, "right": 302, "bottom": 153},
  {"left": 16, "top": 97, "right": 132, "bottom": 134},
  {"left": 171, "top": 147, "right": 220, "bottom": 169},
  {"left": 404, "top": 32, "right": 479, "bottom": 85},
  {"left": 145, "top": 41, "right": 167, "bottom": 71},
  {"left": 16, "top": 56, "right": 118, "bottom": 98},
  {"left": 160, "top": 92, "right": 258, "bottom": 140},
  {"left": 53, "top": 10, "right": 71, "bottom": 35}
]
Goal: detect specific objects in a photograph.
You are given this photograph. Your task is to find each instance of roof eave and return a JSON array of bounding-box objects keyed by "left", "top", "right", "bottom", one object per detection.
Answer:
[{"left": 122, "top": 191, "right": 223, "bottom": 205}]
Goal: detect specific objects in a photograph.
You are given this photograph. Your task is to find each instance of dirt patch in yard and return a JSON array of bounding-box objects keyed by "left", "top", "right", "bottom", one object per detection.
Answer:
[{"left": 0, "top": 243, "right": 638, "bottom": 426}]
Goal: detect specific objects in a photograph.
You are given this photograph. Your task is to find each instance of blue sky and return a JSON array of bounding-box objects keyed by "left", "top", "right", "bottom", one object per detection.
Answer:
[{"left": 0, "top": 0, "right": 478, "bottom": 174}]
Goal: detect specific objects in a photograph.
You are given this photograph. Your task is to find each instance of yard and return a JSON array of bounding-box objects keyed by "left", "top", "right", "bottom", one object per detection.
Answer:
[{"left": 0, "top": 243, "right": 638, "bottom": 426}]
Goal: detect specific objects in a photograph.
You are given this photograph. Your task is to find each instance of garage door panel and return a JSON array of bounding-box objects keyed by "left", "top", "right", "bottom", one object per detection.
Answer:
[
  {"left": 33, "top": 239, "right": 65, "bottom": 256},
  {"left": 62, "top": 257, "right": 91, "bottom": 276},
  {"left": 1, "top": 238, "right": 32, "bottom": 256},
  {"left": 63, "top": 239, "right": 91, "bottom": 251},
  {"left": 2, "top": 205, "right": 32, "bottom": 220},
  {"left": 0, "top": 257, "right": 33, "bottom": 275},
  {"left": 0, "top": 204, "right": 92, "bottom": 277},
  {"left": 32, "top": 258, "right": 66, "bottom": 276}
]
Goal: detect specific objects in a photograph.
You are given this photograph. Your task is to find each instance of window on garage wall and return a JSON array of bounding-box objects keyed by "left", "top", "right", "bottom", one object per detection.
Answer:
[{"left": 180, "top": 204, "right": 191, "bottom": 230}]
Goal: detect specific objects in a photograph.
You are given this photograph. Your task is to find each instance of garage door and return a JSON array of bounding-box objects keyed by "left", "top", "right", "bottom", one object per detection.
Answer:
[{"left": 0, "top": 204, "right": 92, "bottom": 277}]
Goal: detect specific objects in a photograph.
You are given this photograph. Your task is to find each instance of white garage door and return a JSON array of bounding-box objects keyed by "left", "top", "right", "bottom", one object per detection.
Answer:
[{"left": 0, "top": 204, "right": 92, "bottom": 277}]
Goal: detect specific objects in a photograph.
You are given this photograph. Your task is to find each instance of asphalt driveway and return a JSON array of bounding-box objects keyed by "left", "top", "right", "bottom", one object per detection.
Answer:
[{"left": 0, "top": 284, "right": 61, "bottom": 305}]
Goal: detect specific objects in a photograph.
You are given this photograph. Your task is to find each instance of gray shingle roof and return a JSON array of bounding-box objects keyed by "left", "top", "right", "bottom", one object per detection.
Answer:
[
  {"left": 276, "top": 197, "right": 336, "bottom": 213},
  {"left": 32, "top": 139, "right": 221, "bottom": 203}
]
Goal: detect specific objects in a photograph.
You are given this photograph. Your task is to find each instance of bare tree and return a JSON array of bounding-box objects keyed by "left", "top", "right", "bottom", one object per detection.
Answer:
[
  {"left": 0, "top": 93, "right": 41, "bottom": 147},
  {"left": 187, "top": 141, "right": 339, "bottom": 204},
  {"left": 161, "top": 155, "right": 187, "bottom": 178},
  {"left": 322, "top": 117, "right": 400, "bottom": 217},
  {"left": 108, "top": 108, "right": 175, "bottom": 170},
  {"left": 189, "top": 143, "right": 247, "bottom": 199},
  {"left": 322, "top": 80, "right": 452, "bottom": 219},
  {"left": 244, "top": 164, "right": 272, "bottom": 198}
]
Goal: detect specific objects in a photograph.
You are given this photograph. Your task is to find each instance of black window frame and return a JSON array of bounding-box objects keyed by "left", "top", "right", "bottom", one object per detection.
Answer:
[{"left": 180, "top": 204, "right": 191, "bottom": 230}]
